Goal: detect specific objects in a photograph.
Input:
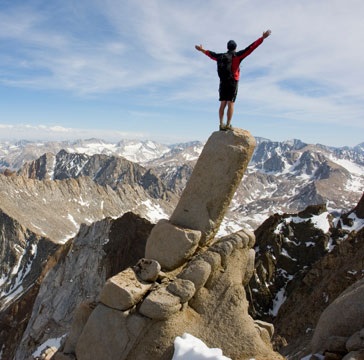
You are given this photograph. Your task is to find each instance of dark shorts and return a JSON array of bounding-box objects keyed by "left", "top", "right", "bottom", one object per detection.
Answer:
[{"left": 219, "top": 79, "right": 238, "bottom": 102}]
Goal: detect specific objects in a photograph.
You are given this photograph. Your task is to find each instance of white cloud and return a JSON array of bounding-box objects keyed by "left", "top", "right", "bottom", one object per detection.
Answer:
[
  {"left": 0, "top": 123, "right": 146, "bottom": 142},
  {"left": 0, "top": 0, "right": 363, "bottom": 146}
]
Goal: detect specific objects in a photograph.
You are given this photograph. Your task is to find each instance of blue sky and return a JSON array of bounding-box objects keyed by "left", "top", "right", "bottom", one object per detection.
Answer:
[{"left": 1, "top": 0, "right": 363, "bottom": 147}]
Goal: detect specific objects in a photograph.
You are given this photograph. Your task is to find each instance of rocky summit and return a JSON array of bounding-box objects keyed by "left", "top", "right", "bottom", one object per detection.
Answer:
[
  {"left": 147, "top": 129, "right": 256, "bottom": 269},
  {"left": 48, "top": 129, "right": 283, "bottom": 360}
]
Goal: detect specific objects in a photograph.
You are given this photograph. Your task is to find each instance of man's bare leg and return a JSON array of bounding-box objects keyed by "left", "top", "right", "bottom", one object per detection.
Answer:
[
  {"left": 226, "top": 101, "right": 234, "bottom": 127},
  {"left": 219, "top": 101, "right": 227, "bottom": 127}
]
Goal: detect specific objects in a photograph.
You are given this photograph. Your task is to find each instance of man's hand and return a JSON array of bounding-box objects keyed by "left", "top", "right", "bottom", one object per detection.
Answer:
[
  {"left": 195, "top": 44, "right": 205, "bottom": 52},
  {"left": 262, "top": 30, "right": 271, "bottom": 39}
]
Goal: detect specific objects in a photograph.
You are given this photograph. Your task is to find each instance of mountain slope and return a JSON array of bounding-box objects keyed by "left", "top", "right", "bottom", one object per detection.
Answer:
[
  {"left": 2, "top": 136, "right": 363, "bottom": 231},
  {"left": 246, "top": 193, "right": 364, "bottom": 358},
  {"left": 1, "top": 212, "right": 153, "bottom": 360},
  {"left": 0, "top": 174, "right": 144, "bottom": 243},
  {"left": 17, "top": 149, "right": 176, "bottom": 201},
  {"left": 140, "top": 137, "right": 364, "bottom": 229},
  {"left": 0, "top": 138, "right": 171, "bottom": 170}
]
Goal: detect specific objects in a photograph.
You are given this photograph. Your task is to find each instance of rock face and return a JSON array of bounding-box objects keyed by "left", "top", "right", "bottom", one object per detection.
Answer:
[
  {"left": 351, "top": 191, "right": 364, "bottom": 219},
  {"left": 244, "top": 193, "right": 364, "bottom": 359},
  {"left": 0, "top": 173, "right": 164, "bottom": 243},
  {"left": 55, "top": 128, "right": 283, "bottom": 360},
  {"left": 13, "top": 212, "right": 153, "bottom": 360},
  {"left": 146, "top": 129, "right": 256, "bottom": 270},
  {"left": 0, "top": 209, "right": 60, "bottom": 360},
  {"left": 311, "top": 278, "right": 364, "bottom": 357},
  {"left": 145, "top": 219, "right": 202, "bottom": 270},
  {"left": 281, "top": 227, "right": 364, "bottom": 338},
  {"left": 170, "top": 129, "right": 256, "bottom": 244},
  {"left": 17, "top": 149, "right": 176, "bottom": 201},
  {"left": 61, "top": 231, "right": 282, "bottom": 360},
  {"left": 247, "top": 204, "right": 332, "bottom": 321}
]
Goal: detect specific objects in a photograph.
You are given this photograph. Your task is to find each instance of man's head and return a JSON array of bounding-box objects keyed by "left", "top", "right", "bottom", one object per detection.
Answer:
[{"left": 227, "top": 40, "right": 237, "bottom": 51}]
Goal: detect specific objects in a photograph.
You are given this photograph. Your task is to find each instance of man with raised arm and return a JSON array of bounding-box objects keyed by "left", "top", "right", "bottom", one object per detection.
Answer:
[{"left": 195, "top": 30, "right": 271, "bottom": 130}]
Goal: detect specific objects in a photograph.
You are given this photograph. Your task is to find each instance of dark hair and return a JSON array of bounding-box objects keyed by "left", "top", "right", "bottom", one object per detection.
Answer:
[{"left": 227, "top": 40, "right": 237, "bottom": 51}]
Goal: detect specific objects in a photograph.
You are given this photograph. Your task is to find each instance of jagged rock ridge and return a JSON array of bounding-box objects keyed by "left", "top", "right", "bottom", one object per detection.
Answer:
[
  {"left": 0, "top": 174, "right": 158, "bottom": 243},
  {"left": 247, "top": 192, "right": 364, "bottom": 359},
  {"left": 17, "top": 149, "right": 176, "bottom": 201}
]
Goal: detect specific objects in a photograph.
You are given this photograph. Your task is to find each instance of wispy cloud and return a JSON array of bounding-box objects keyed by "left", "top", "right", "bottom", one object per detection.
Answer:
[
  {"left": 0, "top": 123, "right": 147, "bottom": 142},
  {"left": 0, "top": 0, "right": 363, "bottom": 146}
]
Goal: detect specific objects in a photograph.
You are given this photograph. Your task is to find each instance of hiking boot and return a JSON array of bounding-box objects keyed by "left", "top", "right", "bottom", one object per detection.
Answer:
[
  {"left": 219, "top": 124, "right": 227, "bottom": 131},
  {"left": 226, "top": 124, "right": 234, "bottom": 130}
]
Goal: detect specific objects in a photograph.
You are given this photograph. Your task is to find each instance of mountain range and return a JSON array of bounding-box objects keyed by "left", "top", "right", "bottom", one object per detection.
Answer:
[
  {"left": 1, "top": 137, "right": 363, "bottom": 231},
  {"left": 0, "top": 135, "right": 363, "bottom": 359}
]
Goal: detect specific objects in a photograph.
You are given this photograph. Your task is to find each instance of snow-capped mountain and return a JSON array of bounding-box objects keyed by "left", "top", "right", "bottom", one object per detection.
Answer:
[
  {"left": 0, "top": 138, "right": 172, "bottom": 170},
  {"left": 147, "top": 136, "right": 364, "bottom": 229},
  {"left": 1, "top": 136, "right": 363, "bottom": 231}
]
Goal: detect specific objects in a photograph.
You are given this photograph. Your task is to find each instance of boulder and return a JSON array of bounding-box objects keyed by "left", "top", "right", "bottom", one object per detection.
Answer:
[
  {"left": 346, "top": 329, "right": 364, "bottom": 352},
  {"left": 76, "top": 304, "right": 149, "bottom": 360},
  {"left": 323, "top": 336, "right": 348, "bottom": 353},
  {"left": 145, "top": 219, "right": 201, "bottom": 270},
  {"left": 342, "top": 350, "right": 364, "bottom": 360},
  {"left": 134, "top": 258, "right": 161, "bottom": 282},
  {"left": 311, "top": 278, "right": 364, "bottom": 353},
  {"left": 170, "top": 129, "right": 256, "bottom": 245},
  {"left": 167, "top": 279, "right": 196, "bottom": 303},
  {"left": 254, "top": 319, "right": 275, "bottom": 339},
  {"left": 99, "top": 268, "right": 152, "bottom": 311},
  {"left": 139, "top": 285, "right": 183, "bottom": 320},
  {"left": 178, "top": 259, "right": 212, "bottom": 290},
  {"left": 62, "top": 302, "right": 95, "bottom": 354}
]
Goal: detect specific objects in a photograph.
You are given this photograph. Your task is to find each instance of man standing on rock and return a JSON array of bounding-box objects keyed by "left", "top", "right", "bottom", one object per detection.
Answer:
[{"left": 195, "top": 30, "right": 271, "bottom": 131}]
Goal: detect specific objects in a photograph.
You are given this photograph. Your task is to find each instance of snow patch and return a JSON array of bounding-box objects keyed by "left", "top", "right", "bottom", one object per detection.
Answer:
[
  {"left": 281, "top": 248, "right": 297, "bottom": 261},
  {"left": 217, "top": 218, "right": 242, "bottom": 237},
  {"left": 0, "top": 344, "right": 5, "bottom": 360},
  {"left": 1, "top": 242, "right": 37, "bottom": 306},
  {"left": 346, "top": 174, "right": 364, "bottom": 192},
  {"left": 172, "top": 333, "right": 231, "bottom": 360},
  {"left": 78, "top": 196, "right": 90, "bottom": 207},
  {"left": 276, "top": 212, "right": 330, "bottom": 234},
  {"left": 269, "top": 287, "right": 287, "bottom": 316},
  {"left": 310, "top": 212, "right": 330, "bottom": 233},
  {"left": 326, "top": 237, "right": 335, "bottom": 252},
  {"left": 330, "top": 157, "right": 364, "bottom": 175},
  {"left": 141, "top": 199, "right": 168, "bottom": 223}
]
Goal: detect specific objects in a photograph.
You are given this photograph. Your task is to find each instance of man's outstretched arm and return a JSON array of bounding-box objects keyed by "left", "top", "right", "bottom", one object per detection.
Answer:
[
  {"left": 262, "top": 29, "right": 271, "bottom": 39},
  {"left": 195, "top": 44, "right": 207, "bottom": 55},
  {"left": 195, "top": 44, "right": 219, "bottom": 60},
  {"left": 236, "top": 29, "right": 271, "bottom": 59}
]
